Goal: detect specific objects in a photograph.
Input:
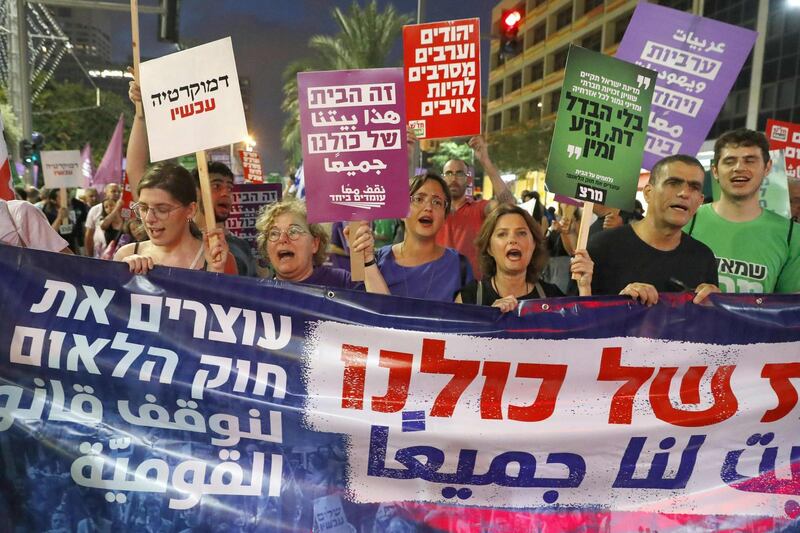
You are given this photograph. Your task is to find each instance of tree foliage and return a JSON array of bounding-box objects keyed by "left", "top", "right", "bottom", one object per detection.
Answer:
[
  {"left": 486, "top": 123, "right": 554, "bottom": 176},
  {"left": 428, "top": 141, "right": 473, "bottom": 172},
  {"left": 281, "top": 0, "right": 413, "bottom": 169},
  {"left": 31, "top": 81, "right": 131, "bottom": 167}
]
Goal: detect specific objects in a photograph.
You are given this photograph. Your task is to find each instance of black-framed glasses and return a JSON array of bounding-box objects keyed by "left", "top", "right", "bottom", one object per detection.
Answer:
[
  {"left": 131, "top": 202, "right": 183, "bottom": 221},
  {"left": 267, "top": 225, "right": 308, "bottom": 242}
]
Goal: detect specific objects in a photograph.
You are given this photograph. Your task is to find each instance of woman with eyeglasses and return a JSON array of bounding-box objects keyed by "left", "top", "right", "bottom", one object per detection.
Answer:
[
  {"left": 374, "top": 173, "right": 474, "bottom": 301},
  {"left": 113, "top": 163, "right": 236, "bottom": 275},
  {"left": 256, "top": 200, "right": 389, "bottom": 293},
  {"left": 456, "top": 204, "right": 593, "bottom": 313}
]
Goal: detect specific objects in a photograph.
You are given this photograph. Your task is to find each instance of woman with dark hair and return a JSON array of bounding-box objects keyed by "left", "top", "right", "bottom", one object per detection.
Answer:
[
  {"left": 256, "top": 200, "right": 389, "bottom": 293},
  {"left": 113, "top": 162, "right": 235, "bottom": 274},
  {"left": 375, "top": 173, "right": 473, "bottom": 301},
  {"left": 456, "top": 204, "right": 593, "bottom": 312}
]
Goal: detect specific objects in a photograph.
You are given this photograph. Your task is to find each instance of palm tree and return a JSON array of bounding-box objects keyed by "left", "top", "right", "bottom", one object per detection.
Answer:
[{"left": 280, "top": 0, "right": 413, "bottom": 168}]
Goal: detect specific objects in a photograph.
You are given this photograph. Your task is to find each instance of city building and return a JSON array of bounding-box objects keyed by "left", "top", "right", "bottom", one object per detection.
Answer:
[{"left": 487, "top": 0, "right": 800, "bottom": 156}]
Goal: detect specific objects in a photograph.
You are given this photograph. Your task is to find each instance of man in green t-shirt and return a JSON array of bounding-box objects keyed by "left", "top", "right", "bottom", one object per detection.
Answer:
[{"left": 686, "top": 129, "right": 800, "bottom": 293}]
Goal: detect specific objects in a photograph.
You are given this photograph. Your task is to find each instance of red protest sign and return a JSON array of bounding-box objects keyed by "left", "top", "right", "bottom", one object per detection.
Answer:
[
  {"left": 403, "top": 18, "right": 481, "bottom": 140},
  {"left": 766, "top": 119, "right": 800, "bottom": 179},
  {"left": 239, "top": 150, "right": 264, "bottom": 183},
  {"left": 120, "top": 171, "right": 135, "bottom": 220}
]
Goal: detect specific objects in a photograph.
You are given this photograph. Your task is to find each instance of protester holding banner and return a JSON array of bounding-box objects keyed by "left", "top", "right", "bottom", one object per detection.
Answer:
[
  {"left": 456, "top": 204, "right": 593, "bottom": 311},
  {"left": 436, "top": 135, "right": 515, "bottom": 278},
  {"left": 114, "top": 162, "right": 235, "bottom": 275},
  {"left": 255, "top": 200, "right": 389, "bottom": 293},
  {"left": 376, "top": 172, "right": 473, "bottom": 301},
  {"left": 0, "top": 198, "right": 71, "bottom": 253},
  {"left": 687, "top": 129, "right": 800, "bottom": 293},
  {"left": 589, "top": 154, "right": 719, "bottom": 305}
]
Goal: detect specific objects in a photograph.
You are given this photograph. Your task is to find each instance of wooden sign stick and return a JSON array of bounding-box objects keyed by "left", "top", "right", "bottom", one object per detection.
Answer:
[
  {"left": 571, "top": 200, "right": 594, "bottom": 280},
  {"left": 130, "top": 0, "right": 143, "bottom": 118},
  {"left": 349, "top": 221, "right": 365, "bottom": 282},
  {"left": 195, "top": 152, "right": 219, "bottom": 250}
]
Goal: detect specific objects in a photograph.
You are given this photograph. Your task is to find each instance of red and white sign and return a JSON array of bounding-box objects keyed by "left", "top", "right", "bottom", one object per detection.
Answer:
[
  {"left": 40, "top": 150, "right": 83, "bottom": 189},
  {"left": 766, "top": 119, "right": 800, "bottom": 179},
  {"left": 140, "top": 37, "right": 248, "bottom": 162},
  {"left": 239, "top": 150, "right": 263, "bottom": 183},
  {"left": 403, "top": 18, "right": 481, "bottom": 139}
]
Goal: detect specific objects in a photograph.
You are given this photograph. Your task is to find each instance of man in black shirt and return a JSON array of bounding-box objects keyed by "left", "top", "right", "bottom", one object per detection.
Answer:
[{"left": 587, "top": 154, "right": 719, "bottom": 306}]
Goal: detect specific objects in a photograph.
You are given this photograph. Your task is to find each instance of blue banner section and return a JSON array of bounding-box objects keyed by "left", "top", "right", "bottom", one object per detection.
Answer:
[{"left": 0, "top": 245, "right": 799, "bottom": 532}]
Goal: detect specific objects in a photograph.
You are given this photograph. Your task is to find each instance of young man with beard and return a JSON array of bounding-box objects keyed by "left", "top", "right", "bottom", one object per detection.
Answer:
[
  {"left": 191, "top": 162, "right": 257, "bottom": 277},
  {"left": 686, "top": 129, "right": 800, "bottom": 293},
  {"left": 436, "top": 135, "right": 515, "bottom": 278},
  {"left": 588, "top": 154, "right": 719, "bottom": 305}
]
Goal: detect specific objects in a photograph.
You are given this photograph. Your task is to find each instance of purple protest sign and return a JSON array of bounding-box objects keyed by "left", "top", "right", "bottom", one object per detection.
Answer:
[
  {"left": 615, "top": 3, "right": 756, "bottom": 170},
  {"left": 298, "top": 68, "right": 409, "bottom": 224}
]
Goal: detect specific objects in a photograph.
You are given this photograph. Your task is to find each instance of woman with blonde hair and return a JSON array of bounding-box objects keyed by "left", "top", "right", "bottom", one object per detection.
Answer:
[{"left": 256, "top": 200, "right": 388, "bottom": 293}]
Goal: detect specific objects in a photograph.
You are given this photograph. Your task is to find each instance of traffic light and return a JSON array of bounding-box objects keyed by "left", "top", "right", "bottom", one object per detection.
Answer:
[
  {"left": 19, "top": 139, "right": 33, "bottom": 166},
  {"left": 158, "top": 0, "right": 180, "bottom": 43},
  {"left": 499, "top": 8, "right": 523, "bottom": 62}
]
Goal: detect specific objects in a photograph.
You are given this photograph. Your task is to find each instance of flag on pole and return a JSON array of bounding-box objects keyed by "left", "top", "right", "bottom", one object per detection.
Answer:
[
  {"left": 80, "top": 143, "right": 93, "bottom": 189},
  {"left": 92, "top": 113, "right": 124, "bottom": 189},
  {"left": 294, "top": 163, "right": 305, "bottom": 200},
  {"left": 0, "top": 115, "right": 15, "bottom": 200}
]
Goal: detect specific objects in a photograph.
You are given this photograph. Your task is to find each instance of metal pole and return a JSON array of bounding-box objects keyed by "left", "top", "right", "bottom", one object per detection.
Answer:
[
  {"left": 7, "top": 0, "right": 32, "bottom": 156},
  {"left": 27, "top": 0, "right": 162, "bottom": 13},
  {"left": 746, "top": 0, "right": 768, "bottom": 130},
  {"left": 416, "top": 0, "right": 425, "bottom": 24}
]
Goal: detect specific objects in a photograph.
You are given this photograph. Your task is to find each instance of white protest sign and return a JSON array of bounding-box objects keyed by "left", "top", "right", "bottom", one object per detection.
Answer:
[
  {"left": 40, "top": 150, "right": 83, "bottom": 188},
  {"left": 140, "top": 37, "right": 248, "bottom": 162}
]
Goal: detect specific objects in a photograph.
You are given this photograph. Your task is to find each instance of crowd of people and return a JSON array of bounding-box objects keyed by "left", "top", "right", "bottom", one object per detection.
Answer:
[{"left": 2, "top": 81, "right": 799, "bottom": 314}]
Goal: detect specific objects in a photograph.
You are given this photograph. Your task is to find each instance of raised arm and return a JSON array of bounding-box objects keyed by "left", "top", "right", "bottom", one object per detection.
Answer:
[
  {"left": 470, "top": 135, "right": 515, "bottom": 211},
  {"left": 126, "top": 76, "right": 150, "bottom": 200}
]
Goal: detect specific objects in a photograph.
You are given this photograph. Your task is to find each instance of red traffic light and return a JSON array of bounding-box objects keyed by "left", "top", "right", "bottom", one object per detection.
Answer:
[{"left": 501, "top": 9, "right": 522, "bottom": 35}]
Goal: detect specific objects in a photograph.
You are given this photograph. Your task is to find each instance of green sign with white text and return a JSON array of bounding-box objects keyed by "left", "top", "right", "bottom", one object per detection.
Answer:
[{"left": 545, "top": 46, "right": 656, "bottom": 211}]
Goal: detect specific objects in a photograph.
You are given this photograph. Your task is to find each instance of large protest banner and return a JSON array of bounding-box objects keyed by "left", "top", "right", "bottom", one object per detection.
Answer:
[
  {"left": 403, "top": 18, "right": 481, "bottom": 140},
  {"left": 1, "top": 247, "right": 800, "bottom": 531},
  {"left": 767, "top": 119, "right": 800, "bottom": 181},
  {"left": 615, "top": 3, "right": 757, "bottom": 170},
  {"left": 546, "top": 46, "right": 655, "bottom": 211},
  {"left": 139, "top": 37, "right": 248, "bottom": 163},
  {"left": 298, "top": 68, "right": 409, "bottom": 224}
]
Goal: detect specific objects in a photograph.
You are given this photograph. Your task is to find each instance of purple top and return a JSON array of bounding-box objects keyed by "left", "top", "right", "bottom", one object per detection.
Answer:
[
  {"left": 303, "top": 265, "right": 361, "bottom": 290},
  {"left": 376, "top": 245, "right": 473, "bottom": 302}
]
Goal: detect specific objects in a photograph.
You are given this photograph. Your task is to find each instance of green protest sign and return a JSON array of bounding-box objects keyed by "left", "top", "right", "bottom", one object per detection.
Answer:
[{"left": 545, "top": 45, "right": 656, "bottom": 211}]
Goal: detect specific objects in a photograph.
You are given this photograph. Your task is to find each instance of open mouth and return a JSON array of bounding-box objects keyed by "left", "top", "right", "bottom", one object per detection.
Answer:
[
  {"left": 277, "top": 250, "right": 295, "bottom": 260},
  {"left": 730, "top": 176, "right": 750, "bottom": 184},
  {"left": 147, "top": 226, "right": 165, "bottom": 238},
  {"left": 418, "top": 216, "right": 433, "bottom": 227},
  {"left": 506, "top": 249, "right": 523, "bottom": 259}
]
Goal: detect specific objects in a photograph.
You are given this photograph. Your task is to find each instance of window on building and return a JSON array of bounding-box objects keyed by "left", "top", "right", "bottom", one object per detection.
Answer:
[
  {"left": 613, "top": 13, "right": 633, "bottom": 44},
  {"left": 492, "top": 82, "right": 503, "bottom": 100},
  {"left": 582, "top": 31, "right": 602, "bottom": 51},
  {"left": 533, "top": 23, "right": 546, "bottom": 44},
  {"left": 527, "top": 61, "right": 544, "bottom": 83},
  {"left": 508, "top": 106, "right": 521, "bottom": 124},
  {"left": 526, "top": 98, "right": 543, "bottom": 120},
  {"left": 584, "top": 0, "right": 604, "bottom": 13},
  {"left": 658, "top": 0, "right": 691, "bottom": 10},
  {"left": 556, "top": 6, "right": 572, "bottom": 31},
  {"left": 553, "top": 48, "right": 569, "bottom": 71},
  {"left": 510, "top": 72, "right": 523, "bottom": 92},
  {"left": 527, "top": 0, "right": 546, "bottom": 8},
  {"left": 490, "top": 113, "right": 502, "bottom": 132}
]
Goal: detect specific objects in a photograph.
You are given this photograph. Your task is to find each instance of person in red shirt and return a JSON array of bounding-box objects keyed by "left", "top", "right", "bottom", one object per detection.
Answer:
[{"left": 435, "top": 135, "right": 515, "bottom": 277}]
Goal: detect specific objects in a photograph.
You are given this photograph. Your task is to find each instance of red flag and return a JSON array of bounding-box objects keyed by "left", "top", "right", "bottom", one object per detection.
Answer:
[
  {"left": 0, "top": 115, "right": 14, "bottom": 200},
  {"left": 120, "top": 171, "right": 135, "bottom": 220},
  {"left": 92, "top": 113, "right": 124, "bottom": 189}
]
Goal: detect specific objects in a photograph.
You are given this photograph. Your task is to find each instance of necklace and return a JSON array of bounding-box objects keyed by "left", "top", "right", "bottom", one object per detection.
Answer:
[{"left": 491, "top": 276, "right": 530, "bottom": 298}]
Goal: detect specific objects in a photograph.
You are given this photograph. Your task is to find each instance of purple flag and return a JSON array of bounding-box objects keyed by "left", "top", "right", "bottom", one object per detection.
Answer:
[
  {"left": 615, "top": 3, "right": 757, "bottom": 170},
  {"left": 298, "top": 68, "right": 409, "bottom": 223},
  {"left": 92, "top": 113, "right": 124, "bottom": 188},
  {"left": 80, "top": 143, "right": 93, "bottom": 189}
]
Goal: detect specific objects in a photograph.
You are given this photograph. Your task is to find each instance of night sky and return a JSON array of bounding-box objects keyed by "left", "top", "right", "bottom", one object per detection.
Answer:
[{"left": 109, "top": 0, "right": 493, "bottom": 173}]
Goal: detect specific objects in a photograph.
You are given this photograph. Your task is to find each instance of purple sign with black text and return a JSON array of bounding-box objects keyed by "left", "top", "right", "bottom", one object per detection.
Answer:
[
  {"left": 298, "top": 68, "right": 409, "bottom": 223},
  {"left": 615, "top": 3, "right": 756, "bottom": 170}
]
